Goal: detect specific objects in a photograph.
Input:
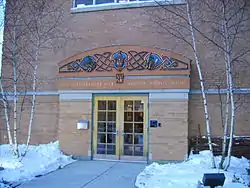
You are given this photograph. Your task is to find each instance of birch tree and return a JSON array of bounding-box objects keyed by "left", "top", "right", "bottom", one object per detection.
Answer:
[
  {"left": 216, "top": 0, "right": 249, "bottom": 170},
  {"left": 197, "top": 0, "right": 250, "bottom": 170},
  {"left": 148, "top": 0, "right": 250, "bottom": 169},
  {"left": 1, "top": 0, "right": 68, "bottom": 158},
  {"left": 147, "top": 0, "right": 216, "bottom": 167},
  {"left": 186, "top": 0, "right": 216, "bottom": 168}
]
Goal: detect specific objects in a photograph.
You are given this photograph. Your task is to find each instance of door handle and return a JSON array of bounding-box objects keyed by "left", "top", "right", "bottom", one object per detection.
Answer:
[
  {"left": 121, "top": 130, "right": 125, "bottom": 136},
  {"left": 115, "top": 129, "right": 118, "bottom": 136}
]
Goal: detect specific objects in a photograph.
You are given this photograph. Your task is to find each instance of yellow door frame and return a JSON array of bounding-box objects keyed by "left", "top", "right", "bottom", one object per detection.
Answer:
[{"left": 93, "top": 95, "right": 148, "bottom": 161}]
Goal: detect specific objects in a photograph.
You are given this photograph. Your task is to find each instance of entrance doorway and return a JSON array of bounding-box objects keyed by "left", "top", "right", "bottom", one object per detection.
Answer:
[{"left": 93, "top": 96, "right": 148, "bottom": 161}]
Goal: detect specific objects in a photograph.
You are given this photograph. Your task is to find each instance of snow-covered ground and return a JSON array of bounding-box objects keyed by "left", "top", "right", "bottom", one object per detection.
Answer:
[
  {"left": 136, "top": 151, "right": 250, "bottom": 188},
  {"left": 0, "top": 141, "right": 75, "bottom": 187}
]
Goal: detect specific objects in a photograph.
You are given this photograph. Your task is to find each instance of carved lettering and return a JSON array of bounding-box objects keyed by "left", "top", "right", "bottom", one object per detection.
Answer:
[{"left": 59, "top": 78, "right": 189, "bottom": 90}]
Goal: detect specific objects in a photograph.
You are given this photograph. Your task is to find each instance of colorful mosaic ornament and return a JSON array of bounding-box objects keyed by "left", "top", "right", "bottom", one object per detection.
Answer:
[
  {"left": 162, "top": 56, "right": 179, "bottom": 70},
  {"left": 80, "top": 56, "right": 96, "bottom": 72},
  {"left": 145, "top": 53, "right": 163, "bottom": 70},
  {"left": 113, "top": 51, "right": 127, "bottom": 72},
  {"left": 59, "top": 50, "right": 188, "bottom": 73}
]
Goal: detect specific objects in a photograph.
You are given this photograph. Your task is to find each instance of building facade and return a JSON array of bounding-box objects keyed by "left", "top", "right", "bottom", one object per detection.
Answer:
[{"left": 1, "top": 0, "right": 250, "bottom": 162}]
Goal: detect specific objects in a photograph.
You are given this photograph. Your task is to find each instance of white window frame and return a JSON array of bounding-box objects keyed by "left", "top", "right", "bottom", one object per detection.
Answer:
[{"left": 71, "top": 0, "right": 186, "bottom": 13}]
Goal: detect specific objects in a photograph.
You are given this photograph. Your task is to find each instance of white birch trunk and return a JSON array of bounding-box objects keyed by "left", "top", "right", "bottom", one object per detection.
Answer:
[
  {"left": 25, "top": 65, "right": 37, "bottom": 149},
  {"left": 13, "top": 64, "right": 18, "bottom": 158},
  {"left": 219, "top": 20, "right": 230, "bottom": 169},
  {"left": 22, "top": 40, "right": 40, "bottom": 158},
  {"left": 12, "top": 25, "right": 19, "bottom": 158},
  {"left": 224, "top": 26, "right": 235, "bottom": 172},
  {"left": 186, "top": 0, "right": 216, "bottom": 168},
  {"left": 218, "top": 3, "right": 236, "bottom": 171},
  {"left": 224, "top": 50, "right": 235, "bottom": 171},
  {"left": 219, "top": 89, "right": 229, "bottom": 169},
  {"left": 0, "top": 79, "right": 13, "bottom": 145}
]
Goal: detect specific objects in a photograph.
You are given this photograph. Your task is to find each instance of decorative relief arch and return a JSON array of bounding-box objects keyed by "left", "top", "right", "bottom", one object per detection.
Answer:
[
  {"left": 57, "top": 46, "right": 191, "bottom": 90},
  {"left": 58, "top": 45, "right": 190, "bottom": 75}
]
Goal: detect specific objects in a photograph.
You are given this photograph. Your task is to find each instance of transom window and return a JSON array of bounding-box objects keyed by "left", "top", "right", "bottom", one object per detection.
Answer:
[
  {"left": 71, "top": 0, "right": 186, "bottom": 12},
  {"left": 73, "top": 0, "right": 160, "bottom": 7}
]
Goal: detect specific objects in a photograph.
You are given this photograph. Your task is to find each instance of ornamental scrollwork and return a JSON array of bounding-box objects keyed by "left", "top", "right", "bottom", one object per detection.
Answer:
[{"left": 59, "top": 50, "right": 188, "bottom": 73}]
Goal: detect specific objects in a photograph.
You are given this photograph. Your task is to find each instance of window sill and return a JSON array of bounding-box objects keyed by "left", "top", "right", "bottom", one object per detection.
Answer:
[{"left": 71, "top": 0, "right": 186, "bottom": 13}]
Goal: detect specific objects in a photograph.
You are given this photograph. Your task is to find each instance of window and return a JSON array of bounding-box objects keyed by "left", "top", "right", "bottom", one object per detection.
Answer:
[
  {"left": 73, "top": 0, "right": 154, "bottom": 7},
  {"left": 72, "top": 0, "right": 186, "bottom": 12}
]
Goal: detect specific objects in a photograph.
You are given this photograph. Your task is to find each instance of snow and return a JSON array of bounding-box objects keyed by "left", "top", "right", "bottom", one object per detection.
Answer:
[
  {"left": 77, "top": 4, "right": 86, "bottom": 8},
  {"left": 136, "top": 151, "right": 250, "bottom": 188},
  {"left": 0, "top": 141, "right": 75, "bottom": 185}
]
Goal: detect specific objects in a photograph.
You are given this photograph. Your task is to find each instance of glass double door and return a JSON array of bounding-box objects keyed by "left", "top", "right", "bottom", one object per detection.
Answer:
[{"left": 93, "top": 96, "right": 148, "bottom": 161}]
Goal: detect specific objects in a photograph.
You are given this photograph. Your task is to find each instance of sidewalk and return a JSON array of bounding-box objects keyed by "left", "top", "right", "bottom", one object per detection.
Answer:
[{"left": 17, "top": 161, "right": 146, "bottom": 188}]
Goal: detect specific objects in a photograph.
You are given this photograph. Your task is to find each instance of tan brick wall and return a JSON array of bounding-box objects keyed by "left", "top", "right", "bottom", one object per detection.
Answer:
[
  {"left": 149, "top": 99, "right": 188, "bottom": 161},
  {"left": 189, "top": 94, "right": 250, "bottom": 137},
  {"left": 0, "top": 96, "right": 59, "bottom": 144},
  {"left": 58, "top": 100, "right": 92, "bottom": 156}
]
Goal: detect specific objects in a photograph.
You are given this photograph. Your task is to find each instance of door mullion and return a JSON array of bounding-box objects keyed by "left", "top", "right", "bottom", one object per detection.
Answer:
[
  {"left": 116, "top": 98, "right": 120, "bottom": 158},
  {"left": 93, "top": 98, "right": 98, "bottom": 156},
  {"left": 119, "top": 97, "right": 124, "bottom": 158},
  {"left": 144, "top": 99, "right": 148, "bottom": 157}
]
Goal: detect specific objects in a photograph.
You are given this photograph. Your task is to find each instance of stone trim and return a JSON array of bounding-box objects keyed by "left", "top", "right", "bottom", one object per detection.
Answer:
[
  {"left": 149, "top": 92, "right": 188, "bottom": 100},
  {"left": 59, "top": 93, "right": 92, "bottom": 101},
  {"left": 190, "top": 88, "right": 250, "bottom": 94}
]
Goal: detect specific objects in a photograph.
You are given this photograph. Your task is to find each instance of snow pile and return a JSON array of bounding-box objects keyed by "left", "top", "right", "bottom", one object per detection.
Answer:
[
  {"left": 0, "top": 141, "right": 75, "bottom": 184},
  {"left": 0, "top": 183, "right": 9, "bottom": 188},
  {"left": 136, "top": 151, "right": 250, "bottom": 188}
]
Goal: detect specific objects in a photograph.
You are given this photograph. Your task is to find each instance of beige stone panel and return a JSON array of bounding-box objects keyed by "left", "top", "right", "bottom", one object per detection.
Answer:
[
  {"left": 58, "top": 118, "right": 78, "bottom": 133},
  {"left": 149, "top": 99, "right": 188, "bottom": 160},
  {"left": 150, "top": 141, "right": 188, "bottom": 161},
  {"left": 149, "top": 100, "right": 188, "bottom": 136},
  {"left": 59, "top": 101, "right": 92, "bottom": 114},
  {"left": 59, "top": 132, "right": 89, "bottom": 156},
  {"left": 150, "top": 124, "right": 188, "bottom": 138},
  {"left": 59, "top": 100, "right": 92, "bottom": 156},
  {"left": 59, "top": 114, "right": 91, "bottom": 132}
]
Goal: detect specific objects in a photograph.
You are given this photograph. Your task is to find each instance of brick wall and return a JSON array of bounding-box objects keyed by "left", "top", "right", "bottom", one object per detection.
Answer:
[
  {"left": 189, "top": 94, "right": 250, "bottom": 137},
  {"left": 58, "top": 100, "right": 92, "bottom": 156},
  {"left": 149, "top": 99, "right": 188, "bottom": 161},
  {"left": 0, "top": 96, "right": 59, "bottom": 144}
]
